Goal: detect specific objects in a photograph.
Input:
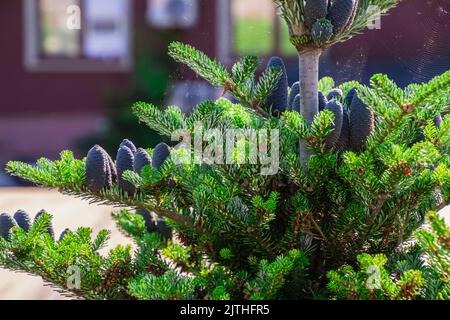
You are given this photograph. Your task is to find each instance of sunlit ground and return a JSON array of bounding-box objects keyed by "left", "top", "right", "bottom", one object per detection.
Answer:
[
  {"left": 0, "top": 188, "right": 132, "bottom": 300},
  {"left": 0, "top": 187, "right": 449, "bottom": 300}
]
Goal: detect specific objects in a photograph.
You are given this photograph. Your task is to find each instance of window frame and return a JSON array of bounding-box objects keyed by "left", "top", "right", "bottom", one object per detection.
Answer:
[{"left": 23, "top": 0, "right": 133, "bottom": 73}]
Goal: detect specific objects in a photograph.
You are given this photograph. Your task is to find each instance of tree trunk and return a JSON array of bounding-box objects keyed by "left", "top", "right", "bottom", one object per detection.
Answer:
[{"left": 298, "top": 48, "right": 322, "bottom": 166}]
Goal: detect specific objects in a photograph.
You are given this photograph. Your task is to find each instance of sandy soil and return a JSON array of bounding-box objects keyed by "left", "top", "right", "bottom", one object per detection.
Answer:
[{"left": 0, "top": 188, "right": 449, "bottom": 300}]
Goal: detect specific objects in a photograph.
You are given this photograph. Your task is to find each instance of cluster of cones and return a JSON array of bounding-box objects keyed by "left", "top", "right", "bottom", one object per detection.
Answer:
[
  {"left": 85, "top": 139, "right": 171, "bottom": 194},
  {"left": 0, "top": 210, "right": 67, "bottom": 242},
  {"left": 85, "top": 139, "right": 172, "bottom": 237},
  {"left": 265, "top": 56, "right": 375, "bottom": 152},
  {"left": 304, "top": 0, "right": 358, "bottom": 46}
]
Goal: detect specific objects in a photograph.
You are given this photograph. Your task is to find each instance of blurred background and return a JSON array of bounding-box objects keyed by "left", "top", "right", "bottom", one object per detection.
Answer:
[{"left": 0, "top": 0, "right": 449, "bottom": 299}]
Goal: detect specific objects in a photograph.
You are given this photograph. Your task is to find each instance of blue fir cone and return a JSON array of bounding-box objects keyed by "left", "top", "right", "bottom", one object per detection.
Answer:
[
  {"left": 324, "top": 99, "right": 344, "bottom": 149},
  {"left": 13, "top": 210, "right": 32, "bottom": 233},
  {"left": 116, "top": 145, "right": 136, "bottom": 195},
  {"left": 327, "top": 0, "right": 357, "bottom": 35},
  {"left": 327, "top": 88, "right": 343, "bottom": 101},
  {"left": 345, "top": 87, "right": 357, "bottom": 107},
  {"left": 34, "top": 210, "right": 55, "bottom": 239},
  {"left": 304, "top": 0, "right": 329, "bottom": 29},
  {"left": 288, "top": 82, "right": 300, "bottom": 110},
  {"left": 434, "top": 114, "right": 442, "bottom": 127},
  {"left": 85, "top": 145, "right": 110, "bottom": 192},
  {"left": 336, "top": 107, "right": 351, "bottom": 152},
  {"left": 349, "top": 92, "right": 375, "bottom": 151},
  {"left": 152, "top": 143, "right": 171, "bottom": 169},
  {"left": 265, "top": 57, "right": 288, "bottom": 116},
  {"left": 58, "top": 228, "right": 71, "bottom": 242},
  {"left": 106, "top": 152, "right": 117, "bottom": 183},
  {"left": 319, "top": 91, "right": 328, "bottom": 111},
  {"left": 120, "top": 139, "right": 137, "bottom": 154},
  {"left": 292, "top": 95, "right": 301, "bottom": 113},
  {"left": 155, "top": 218, "right": 173, "bottom": 240},
  {"left": 136, "top": 209, "right": 157, "bottom": 233},
  {"left": 133, "top": 148, "right": 152, "bottom": 175},
  {"left": 311, "top": 18, "right": 334, "bottom": 45},
  {"left": 0, "top": 213, "right": 18, "bottom": 240},
  {"left": 136, "top": 209, "right": 172, "bottom": 239}
]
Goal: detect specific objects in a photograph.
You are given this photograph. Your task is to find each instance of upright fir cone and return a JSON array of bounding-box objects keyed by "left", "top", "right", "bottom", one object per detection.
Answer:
[
  {"left": 327, "top": 88, "right": 344, "bottom": 101},
  {"left": 288, "top": 81, "right": 300, "bottom": 110},
  {"left": 34, "top": 210, "right": 55, "bottom": 239},
  {"left": 133, "top": 148, "right": 152, "bottom": 175},
  {"left": 434, "top": 114, "right": 443, "bottom": 127},
  {"left": 116, "top": 145, "right": 136, "bottom": 196},
  {"left": 265, "top": 56, "right": 288, "bottom": 116},
  {"left": 311, "top": 18, "right": 334, "bottom": 45},
  {"left": 327, "top": 0, "right": 357, "bottom": 36},
  {"left": 345, "top": 87, "right": 357, "bottom": 107},
  {"left": 58, "top": 228, "right": 71, "bottom": 242},
  {"left": 106, "top": 152, "right": 117, "bottom": 183},
  {"left": 336, "top": 107, "right": 351, "bottom": 152},
  {"left": 349, "top": 92, "right": 375, "bottom": 151},
  {"left": 0, "top": 213, "right": 18, "bottom": 240},
  {"left": 120, "top": 139, "right": 137, "bottom": 154},
  {"left": 304, "top": 0, "right": 329, "bottom": 29},
  {"left": 324, "top": 99, "right": 344, "bottom": 149},
  {"left": 292, "top": 95, "right": 301, "bottom": 113},
  {"left": 319, "top": 91, "right": 328, "bottom": 111},
  {"left": 152, "top": 143, "right": 171, "bottom": 169},
  {"left": 136, "top": 209, "right": 172, "bottom": 239},
  {"left": 85, "top": 145, "right": 111, "bottom": 192},
  {"left": 13, "top": 210, "right": 32, "bottom": 233}
]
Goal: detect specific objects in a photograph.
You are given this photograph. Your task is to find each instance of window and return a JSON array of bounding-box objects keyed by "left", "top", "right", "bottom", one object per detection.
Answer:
[
  {"left": 24, "top": 0, "right": 132, "bottom": 72},
  {"left": 231, "top": 0, "right": 296, "bottom": 57}
]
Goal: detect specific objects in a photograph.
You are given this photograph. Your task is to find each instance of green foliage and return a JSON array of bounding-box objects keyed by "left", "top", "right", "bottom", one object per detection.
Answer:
[
  {"left": 0, "top": 213, "right": 133, "bottom": 300},
  {"left": 2, "top": 40, "right": 450, "bottom": 300},
  {"left": 327, "top": 253, "right": 424, "bottom": 300},
  {"left": 328, "top": 211, "right": 450, "bottom": 300}
]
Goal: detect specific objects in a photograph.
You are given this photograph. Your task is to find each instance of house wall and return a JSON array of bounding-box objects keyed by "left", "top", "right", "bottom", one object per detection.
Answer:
[{"left": 0, "top": 0, "right": 216, "bottom": 167}]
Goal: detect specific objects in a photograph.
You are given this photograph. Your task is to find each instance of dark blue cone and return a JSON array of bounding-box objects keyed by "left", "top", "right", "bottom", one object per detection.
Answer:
[
  {"left": 86, "top": 145, "right": 109, "bottom": 192},
  {"left": 336, "top": 107, "right": 351, "bottom": 152},
  {"left": 349, "top": 93, "right": 375, "bottom": 151},
  {"left": 0, "top": 213, "right": 18, "bottom": 240},
  {"left": 292, "top": 95, "right": 301, "bottom": 113},
  {"left": 328, "top": 0, "right": 357, "bottom": 35},
  {"left": 13, "top": 210, "right": 32, "bottom": 233},
  {"left": 133, "top": 148, "right": 152, "bottom": 175},
  {"left": 345, "top": 87, "right": 357, "bottom": 107},
  {"left": 324, "top": 100, "right": 344, "bottom": 149},
  {"left": 155, "top": 218, "right": 173, "bottom": 240},
  {"left": 120, "top": 139, "right": 137, "bottom": 154},
  {"left": 34, "top": 210, "right": 55, "bottom": 239},
  {"left": 116, "top": 146, "right": 136, "bottom": 195},
  {"left": 265, "top": 57, "right": 288, "bottom": 116},
  {"left": 327, "top": 88, "right": 343, "bottom": 101},
  {"left": 434, "top": 114, "right": 443, "bottom": 127},
  {"left": 288, "top": 82, "right": 300, "bottom": 110},
  {"left": 304, "top": 0, "right": 329, "bottom": 29},
  {"left": 58, "top": 228, "right": 71, "bottom": 242},
  {"left": 106, "top": 152, "right": 117, "bottom": 183},
  {"left": 136, "top": 209, "right": 157, "bottom": 233},
  {"left": 152, "top": 143, "right": 171, "bottom": 169},
  {"left": 311, "top": 18, "right": 334, "bottom": 45},
  {"left": 319, "top": 91, "right": 328, "bottom": 111}
]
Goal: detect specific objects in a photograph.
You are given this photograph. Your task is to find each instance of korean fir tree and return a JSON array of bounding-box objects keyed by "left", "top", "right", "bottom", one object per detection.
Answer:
[{"left": 1, "top": 1, "right": 450, "bottom": 300}]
